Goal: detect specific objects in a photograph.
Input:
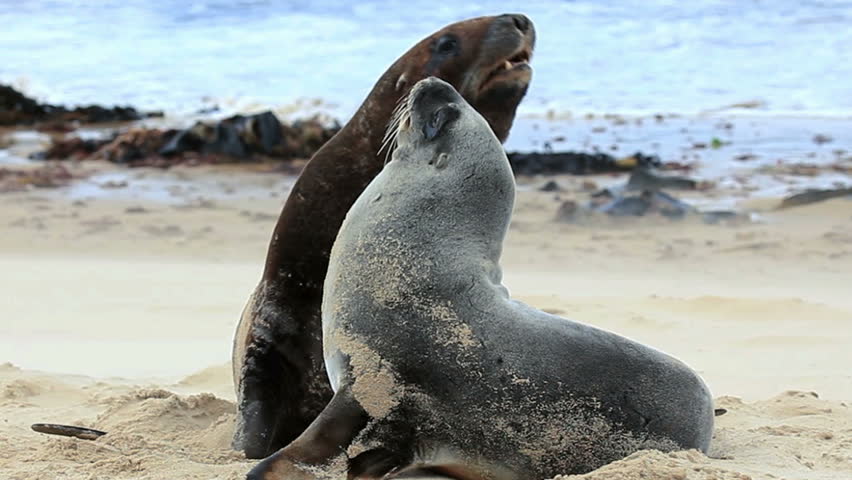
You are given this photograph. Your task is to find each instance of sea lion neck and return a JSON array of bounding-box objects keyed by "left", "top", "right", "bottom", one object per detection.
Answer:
[
  {"left": 341, "top": 65, "right": 409, "bottom": 154},
  {"left": 344, "top": 155, "right": 514, "bottom": 291},
  {"left": 260, "top": 67, "right": 406, "bottom": 289}
]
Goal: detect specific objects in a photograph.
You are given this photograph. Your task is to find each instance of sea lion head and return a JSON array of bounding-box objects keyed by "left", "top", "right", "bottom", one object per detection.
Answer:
[
  {"left": 388, "top": 14, "right": 535, "bottom": 143},
  {"left": 378, "top": 77, "right": 515, "bottom": 263}
]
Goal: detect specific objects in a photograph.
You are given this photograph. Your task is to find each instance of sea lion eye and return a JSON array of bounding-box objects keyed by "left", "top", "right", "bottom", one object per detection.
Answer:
[{"left": 433, "top": 34, "right": 460, "bottom": 56}]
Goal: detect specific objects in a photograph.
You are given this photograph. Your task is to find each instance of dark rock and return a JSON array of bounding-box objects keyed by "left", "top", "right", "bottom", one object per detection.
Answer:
[
  {"left": 196, "top": 105, "right": 220, "bottom": 115},
  {"left": 626, "top": 167, "right": 698, "bottom": 191},
  {"left": 560, "top": 178, "right": 742, "bottom": 224},
  {"left": 554, "top": 200, "right": 579, "bottom": 222},
  {"left": 813, "top": 134, "right": 833, "bottom": 145},
  {"left": 101, "top": 128, "right": 177, "bottom": 165},
  {"left": 778, "top": 187, "right": 852, "bottom": 209},
  {"left": 161, "top": 112, "right": 286, "bottom": 159},
  {"left": 0, "top": 84, "right": 43, "bottom": 125},
  {"left": 507, "top": 151, "right": 660, "bottom": 176},
  {"left": 538, "top": 180, "right": 563, "bottom": 192},
  {"left": 598, "top": 190, "right": 693, "bottom": 219},
  {"left": 38, "top": 136, "right": 113, "bottom": 160},
  {"left": 36, "top": 111, "right": 340, "bottom": 168},
  {"left": 157, "top": 111, "right": 338, "bottom": 163},
  {"left": 0, "top": 83, "right": 160, "bottom": 126},
  {"left": 159, "top": 126, "right": 206, "bottom": 158},
  {"left": 659, "top": 161, "right": 696, "bottom": 172},
  {"left": 599, "top": 193, "right": 654, "bottom": 216}
]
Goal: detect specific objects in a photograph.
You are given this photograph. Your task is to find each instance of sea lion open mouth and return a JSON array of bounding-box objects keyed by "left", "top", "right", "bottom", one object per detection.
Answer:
[{"left": 479, "top": 47, "right": 533, "bottom": 93}]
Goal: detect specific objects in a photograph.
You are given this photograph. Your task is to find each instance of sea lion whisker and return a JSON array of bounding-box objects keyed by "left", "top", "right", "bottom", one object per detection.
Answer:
[
  {"left": 380, "top": 100, "right": 407, "bottom": 148},
  {"left": 379, "top": 92, "right": 412, "bottom": 163}
]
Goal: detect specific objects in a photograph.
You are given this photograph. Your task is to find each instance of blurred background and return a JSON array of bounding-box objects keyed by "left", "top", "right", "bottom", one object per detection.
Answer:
[{"left": 3, "top": 0, "right": 852, "bottom": 117}]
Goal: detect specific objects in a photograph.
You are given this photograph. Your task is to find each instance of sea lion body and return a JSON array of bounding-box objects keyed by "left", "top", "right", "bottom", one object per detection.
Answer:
[
  {"left": 248, "top": 78, "right": 714, "bottom": 480},
  {"left": 233, "top": 14, "right": 536, "bottom": 459}
]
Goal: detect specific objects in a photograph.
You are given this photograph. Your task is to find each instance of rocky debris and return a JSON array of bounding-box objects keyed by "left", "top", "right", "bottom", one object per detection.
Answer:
[
  {"left": 813, "top": 134, "right": 833, "bottom": 145},
  {"left": 99, "top": 128, "right": 173, "bottom": 165},
  {"left": 0, "top": 83, "right": 161, "bottom": 126},
  {"left": 160, "top": 112, "right": 335, "bottom": 160},
  {"left": 553, "top": 167, "right": 745, "bottom": 224},
  {"left": 778, "top": 187, "right": 852, "bottom": 209},
  {"left": 554, "top": 200, "right": 579, "bottom": 222},
  {"left": 0, "top": 163, "right": 77, "bottom": 192},
  {"left": 626, "top": 167, "right": 699, "bottom": 191},
  {"left": 34, "top": 111, "right": 340, "bottom": 168},
  {"left": 581, "top": 180, "right": 598, "bottom": 191},
  {"left": 591, "top": 189, "right": 693, "bottom": 219},
  {"left": 507, "top": 151, "right": 660, "bottom": 175},
  {"left": 758, "top": 162, "right": 852, "bottom": 177},
  {"left": 538, "top": 180, "right": 563, "bottom": 192},
  {"left": 41, "top": 136, "right": 109, "bottom": 160},
  {"left": 558, "top": 186, "right": 748, "bottom": 225}
]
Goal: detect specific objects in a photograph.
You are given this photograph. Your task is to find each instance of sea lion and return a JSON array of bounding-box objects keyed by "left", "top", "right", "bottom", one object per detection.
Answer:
[
  {"left": 247, "top": 77, "right": 714, "bottom": 480},
  {"left": 233, "top": 14, "right": 536, "bottom": 459}
]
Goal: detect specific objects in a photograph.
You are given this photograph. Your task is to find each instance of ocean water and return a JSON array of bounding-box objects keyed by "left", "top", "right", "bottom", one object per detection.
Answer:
[{"left": 1, "top": 0, "right": 851, "bottom": 118}]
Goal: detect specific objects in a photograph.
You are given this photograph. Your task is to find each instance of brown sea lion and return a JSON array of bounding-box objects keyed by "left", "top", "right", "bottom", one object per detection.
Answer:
[
  {"left": 247, "top": 77, "right": 714, "bottom": 480},
  {"left": 233, "top": 13, "right": 536, "bottom": 459}
]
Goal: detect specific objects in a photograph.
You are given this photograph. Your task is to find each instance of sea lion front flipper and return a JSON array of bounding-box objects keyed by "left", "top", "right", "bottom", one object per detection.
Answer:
[
  {"left": 233, "top": 287, "right": 333, "bottom": 459},
  {"left": 247, "top": 386, "right": 370, "bottom": 480}
]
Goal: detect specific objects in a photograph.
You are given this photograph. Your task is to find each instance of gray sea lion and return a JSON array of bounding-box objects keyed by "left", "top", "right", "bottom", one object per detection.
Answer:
[
  {"left": 247, "top": 78, "right": 714, "bottom": 480},
  {"left": 233, "top": 14, "right": 536, "bottom": 459}
]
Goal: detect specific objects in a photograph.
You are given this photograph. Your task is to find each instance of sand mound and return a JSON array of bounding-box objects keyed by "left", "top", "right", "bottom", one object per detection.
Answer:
[
  {"left": 93, "top": 388, "right": 236, "bottom": 451},
  {"left": 556, "top": 450, "right": 750, "bottom": 480},
  {"left": 0, "top": 370, "right": 249, "bottom": 480},
  {"left": 553, "top": 390, "right": 852, "bottom": 480},
  {"left": 708, "top": 392, "right": 852, "bottom": 479}
]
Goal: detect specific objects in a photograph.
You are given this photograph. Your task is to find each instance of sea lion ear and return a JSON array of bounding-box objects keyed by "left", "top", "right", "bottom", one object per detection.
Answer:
[{"left": 423, "top": 105, "right": 460, "bottom": 141}]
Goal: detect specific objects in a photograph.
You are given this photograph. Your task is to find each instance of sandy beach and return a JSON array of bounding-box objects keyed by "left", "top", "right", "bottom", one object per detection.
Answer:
[{"left": 1, "top": 154, "right": 850, "bottom": 479}]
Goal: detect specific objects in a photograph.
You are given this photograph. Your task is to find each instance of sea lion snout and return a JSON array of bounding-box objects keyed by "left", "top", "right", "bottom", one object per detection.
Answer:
[
  {"left": 489, "top": 13, "right": 535, "bottom": 58},
  {"left": 499, "top": 13, "right": 534, "bottom": 36}
]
